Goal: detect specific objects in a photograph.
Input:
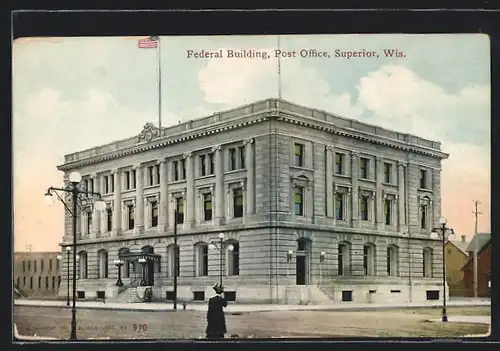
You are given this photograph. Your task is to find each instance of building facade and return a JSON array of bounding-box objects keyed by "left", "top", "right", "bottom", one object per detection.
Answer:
[
  {"left": 57, "top": 99, "right": 448, "bottom": 304},
  {"left": 13, "top": 252, "right": 62, "bottom": 297},
  {"left": 445, "top": 236, "right": 469, "bottom": 297},
  {"left": 463, "top": 234, "right": 491, "bottom": 297}
]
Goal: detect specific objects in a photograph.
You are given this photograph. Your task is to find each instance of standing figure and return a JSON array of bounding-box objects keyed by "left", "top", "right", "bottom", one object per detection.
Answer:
[{"left": 206, "top": 283, "right": 228, "bottom": 339}]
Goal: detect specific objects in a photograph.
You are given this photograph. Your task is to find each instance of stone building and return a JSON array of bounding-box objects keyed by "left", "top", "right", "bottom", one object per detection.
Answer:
[
  {"left": 56, "top": 99, "right": 448, "bottom": 304},
  {"left": 13, "top": 252, "right": 62, "bottom": 297}
]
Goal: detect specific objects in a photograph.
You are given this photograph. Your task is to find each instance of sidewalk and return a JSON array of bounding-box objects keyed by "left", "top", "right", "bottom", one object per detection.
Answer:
[
  {"left": 14, "top": 299, "right": 491, "bottom": 313},
  {"left": 427, "top": 316, "right": 491, "bottom": 338}
]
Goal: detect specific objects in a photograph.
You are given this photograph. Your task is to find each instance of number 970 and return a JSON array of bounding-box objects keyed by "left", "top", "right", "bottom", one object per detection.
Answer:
[{"left": 133, "top": 324, "right": 148, "bottom": 332}]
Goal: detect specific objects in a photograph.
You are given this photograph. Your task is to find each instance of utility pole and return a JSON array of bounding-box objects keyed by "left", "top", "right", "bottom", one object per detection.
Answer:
[{"left": 472, "top": 200, "right": 482, "bottom": 298}]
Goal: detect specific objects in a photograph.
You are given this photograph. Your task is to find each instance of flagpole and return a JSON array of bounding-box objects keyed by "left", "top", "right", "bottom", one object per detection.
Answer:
[
  {"left": 157, "top": 36, "right": 162, "bottom": 131},
  {"left": 277, "top": 35, "right": 282, "bottom": 100}
]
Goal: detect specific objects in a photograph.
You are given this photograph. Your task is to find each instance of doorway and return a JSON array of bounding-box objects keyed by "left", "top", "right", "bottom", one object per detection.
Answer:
[
  {"left": 296, "top": 255, "right": 306, "bottom": 285},
  {"left": 296, "top": 238, "right": 310, "bottom": 285},
  {"left": 146, "top": 260, "right": 155, "bottom": 286}
]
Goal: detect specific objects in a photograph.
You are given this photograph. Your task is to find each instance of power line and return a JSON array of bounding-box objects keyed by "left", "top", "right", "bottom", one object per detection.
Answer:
[{"left": 472, "top": 200, "right": 482, "bottom": 298}]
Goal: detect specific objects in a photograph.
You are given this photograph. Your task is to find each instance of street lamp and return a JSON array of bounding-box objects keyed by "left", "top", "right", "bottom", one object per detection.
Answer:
[
  {"left": 286, "top": 250, "right": 294, "bottom": 280},
  {"left": 319, "top": 252, "right": 325, "bottom": 285},
  {"left": 209, "top": 233, "right": 234, "bottom": 287},
  {"left": 431, "top": 216, "right": 455, "bottom": 323},
  {"left": 114, "top": 260, "right": 124, "bottom": 287},
  {"left": 44, "top": 171, "right": 106, "bottom": 340},
  {"left": 65, "top": 247, "right": 71, "bottom": 306}
]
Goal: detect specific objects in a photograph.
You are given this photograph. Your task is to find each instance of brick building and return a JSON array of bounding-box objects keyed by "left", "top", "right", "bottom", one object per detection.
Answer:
[
  {"left": 56, "top": 99, "right": 448, "bottom": 304},
  {"left": 13, "top": 252, "right": 62, "bottom": 297},
  {"left": 444, "top": 236, "right": 469, "bottom": 297},
  {"left": 462, "top": 233, "right": 491, "bottom": 297}
]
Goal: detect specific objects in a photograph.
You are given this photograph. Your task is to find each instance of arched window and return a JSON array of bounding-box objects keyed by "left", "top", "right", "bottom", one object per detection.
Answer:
[
  {"left": 423, "top": 247, "right": 433, "bottom": 277},
  {"left": 194, "top": 242, "right": 208, "bottom": 277},
  {"left": 227, "top": 240, "right": 239, "bottom": 276},
  {"left": 118, "top": 248, "right": 130, "bottom": 278},
  {"left": 363, "top": 244, "right": 376, "bottom": 276},
  {"left": 98, "top": 250, "right": 108, "bottom": 279},
  {"left": 79, "top": 251, "right": 88, "bottom": 279},
  {"left": 167, "top": 244, "right": 180, "bottom": 277},
  {"left": 387, "top": 245, "right": 399, "bottom": 277},
  {"left": 338, "top": 242, "right": 351, "bottom": 276}
]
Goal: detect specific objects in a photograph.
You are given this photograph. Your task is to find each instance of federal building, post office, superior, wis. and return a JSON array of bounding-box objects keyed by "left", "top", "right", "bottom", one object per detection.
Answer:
[{"left": 56, "top": 98, "right": 449, "bottom": 304}]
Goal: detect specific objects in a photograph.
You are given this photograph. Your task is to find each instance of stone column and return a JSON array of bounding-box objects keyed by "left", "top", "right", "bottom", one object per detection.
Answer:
[
  {"left": 158, "top": 159, "right": 168, "bottom": 233},
  {"left": 134, "top": 164, "right": 144, "bottom": 234},
  {"left": 91, "top": 173, "right": 101, "bottom": 237},
  {"left": 351, "top": 152, "right": 359, "bottom": 228},
  {"left": 213, "top": 145, "right": 224, "bottom": 225},
  {"left": 183, "top": 152, "right": 195, "bottom": 229},
  {"left": 375, "top": 156, "right": 384, "bottom": 230},
  {"left": 244, "top": 138, "right": 255, "bottom": 215},
  {"left": 80, "top": 210, "right": 87, "bottom": 236},
  {"left": 326, "top": 146, "right": 334, "bottom": 218},
  {"left": 112, "top": 169, "right": 122, "bottom": 237},
  {"left": 100, "top": 176, "right": 107, "bottom": 234},
  {"left": 398, "top": 162, "right": 406, "bottom": 232}
]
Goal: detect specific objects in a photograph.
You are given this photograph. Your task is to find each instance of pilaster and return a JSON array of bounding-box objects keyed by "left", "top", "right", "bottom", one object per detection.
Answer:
[
  {"left": 398, "top": 162, "right": 406, "bottom": 232},
  {"left": 112, "top": 169, "right": 122, "bottom": 237},
  {"left": 213, "top": 145, "right": 224, "bottom": 226},
  {"left": 375, "top": 156, "right": 384, "bottom": 230},
  {"left": 326, "top": 145, "right": 334, "bottom": 218},
  {"left": 134, "top": 164, "right": 144, "bottom": 234},
  {"left": 351, "top": 151, "right": 359, "bottom": 228},
  {"left": 158, "top": 159, "right": 168, "bottom": 232},
  {"left": 91, "top": 173, "right": 101, "bottom": 237},
  {"left": 184, "top": 152, "right": 195, "bottom": 229},
  {"left": 244, "top": 138, "right": 255, "bottom": 215}
]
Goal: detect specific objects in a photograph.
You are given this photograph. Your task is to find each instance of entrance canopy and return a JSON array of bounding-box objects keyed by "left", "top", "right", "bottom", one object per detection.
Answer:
[{"left": 119, "top": 252, "right": 161, "bottom": 262}]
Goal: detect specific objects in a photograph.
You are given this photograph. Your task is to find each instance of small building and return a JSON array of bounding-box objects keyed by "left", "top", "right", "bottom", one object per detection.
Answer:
[
  {"left": 13, "top": 252, "right": 62, "bottom": 298},
  {"left": 444, "top": 235, "right": 468, "bottom": 296},
  {"left": 462, "top": 233, "right": 491, "bottom": 297}
]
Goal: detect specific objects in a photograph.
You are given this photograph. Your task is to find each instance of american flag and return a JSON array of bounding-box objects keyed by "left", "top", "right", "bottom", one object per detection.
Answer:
[{"left": 138, "top": 36, "right": 159, "bottom": 49}]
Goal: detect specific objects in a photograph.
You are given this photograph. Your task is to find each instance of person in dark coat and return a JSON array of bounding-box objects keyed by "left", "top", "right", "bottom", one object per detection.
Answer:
[{"left": 205, "top": 283, "right": 228, "bottom": 339}]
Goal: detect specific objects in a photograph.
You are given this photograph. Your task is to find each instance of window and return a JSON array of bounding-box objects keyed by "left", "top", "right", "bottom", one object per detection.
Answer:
[
  {"left": 79, "top": 252, "right": 88, "bottom": 279},
  {"left": 104, "top": 176, "right": 109, "bottom": 193},
  {"left": 196, "top": 244, "right": 208, "bottom": 276},
  {"left": 45, "top": 276, "right": 49, "bottom": 289},
  {"left": 203, "top": 193, "right": 213, "bottom": 221},
  {"left": 335, "top": 153, "right": 344, "bottom": 175},
  {"left": 131, "top": 170, "right": 136, "bottom": 188},
  {"left": 148, "top": 166, "right": 154, "bottom": 186},
  {"left": 338, "top": 243, "right": 350, "bottom": 276},
  {"left": 56, "top": 259, "right": 59, "bottom": 270},
  {"left": 109, "top": 174, "right": 114, "bottom": 193},
  {"left": 229, "top": 148, "right": 237, "bottom": 171},
  {"left": 384, "top": 199, "right": 392, "bottom": 225},
  {"left": 176, "top": 197, "right": 184, "bottom": 224},
  {"left": 52, "top": 276, "right": 56, "bottom": 289},
  {"left": 22, "top": 261, "right": 25, "bottom": 273},
  {"left": 28, "top": 260, "right": 31, "bottom": 272},
  {"left": 107, "top": 208, "right": 113, "bottom": 232},
  {"left": 156, "top": 164, "right": 160, "bottom": 184},
  {"left": 23, "top": 277, "right": 26, "bottom": 286},
  {"left": 360, "top": 196, "right": 369, "bottom": 221},
  {"left": 125, "top": 171, "right": 131, "bottom": 190},
  {"left": 181, "top": 160, "right": 186, "bottom": 180},
  {"left": 228, "top": 242, "right": 240, "bottom": 276},
  {"left": 335, "top": 193, "right": 344, "bottom": 220},
  {"left": 58, "top": 276, "right": 61, "bottom": 287},
  {"left": 168, "top": 245, "right": 180, "bottom": 277},
  {"left": 294, "top": 187, "right": 304, "bottom": 216},
  {"left": 87, "top": 212, "right": 92, "bottom": 234},
  {"left": 199, "top": 155, "right": 206, "bottom": 176},
  {"left": 49, "top": 259, "right": 52, "bottom": 271},
  {"left": 420, "top": 204, "right": 427, "bottom": 229},
  {"left": 420, "top": 169, "right": 427, "bottom": 189},
  {"left": 423, "top": 248, "right": 433, "bottom": 277},
  {"left": 16, "top": 277, "right": 20, "bottom": 287},
  {"left": 387, "top": 246, "right": 398, "bottom": 276},
  {"left": 360, "top": 158, "right": 369, "bottom": 179},
  {"left": 294, "top": 143, "right": 304, "bottom": 167},
  {"left": 233, "top": 189, "right": 243, "bottom": 218},
  {"left": 238, "top": 146, "right": 245, "bottom": 169},
  {"left": 34, "top": 260, "right": 37, "bottom": 273},
  {"left": 98, "top": 250, "right": 108, "bottom": 279},
  {"left": 363, "top": 245, "right": 375, "bottom": 276},
  {"left": 208, "top": 153, "right": 215, "bottom": 174},
  {"left": 173, "top": 161, "right": 179, "bottom": 181},
  {"left": 128, "top": 205, "right": 135, "bottom": 230},
  {"left": 38, "top": 276, "right": 41, "bottom": 288},
  {"left": 384, "top": 163, "right": 392, "bottom": 183},
  {"left": 149, "top": 201, "right": 158, "bottom": 227},
  {"left": 30, "top": 277, "right": 33, "bottom": 289},
  {"left": 41, "top": 259, "right": 44, "bottom": 272}
]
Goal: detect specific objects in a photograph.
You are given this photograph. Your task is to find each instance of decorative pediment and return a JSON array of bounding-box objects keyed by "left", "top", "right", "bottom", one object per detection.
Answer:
[{"left": 138, "top": 122, "right": 160, "bottom": 143}]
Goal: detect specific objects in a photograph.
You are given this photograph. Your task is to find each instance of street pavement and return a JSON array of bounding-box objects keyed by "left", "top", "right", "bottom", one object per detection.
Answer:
[{"left": 14, "top": 298, "right": 490, "bottom": 313}]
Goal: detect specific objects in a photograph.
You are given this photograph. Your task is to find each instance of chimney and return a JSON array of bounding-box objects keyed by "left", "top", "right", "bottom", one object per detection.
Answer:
[{"left": 461, "top": 235, "right": 466, "bottom": 243}]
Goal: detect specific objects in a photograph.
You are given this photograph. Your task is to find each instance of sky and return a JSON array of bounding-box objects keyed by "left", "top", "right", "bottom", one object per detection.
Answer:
[{"left": 12, "top": 34, "right": 491, "bottom": 252}]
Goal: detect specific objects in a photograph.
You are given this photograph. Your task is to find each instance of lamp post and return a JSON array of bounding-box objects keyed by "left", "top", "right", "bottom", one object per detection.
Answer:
[
  {"left": 431, "top": 216, "right": 455, "bottom": 323},
  {"left": 114, "top": 260, "right": 124, "bottom": 287},
  {"left": 208, "top": 233, "right": 234, "bottom": 287},
  {"left": 44, "top": 171, "right": 106, "bottom": 340},
  {"left": 138, "top": 258, "right": 147, "bottom": 286},
  {"left": 65, "top": 247, "right": 71, "bottom": 306},
  {"left": 319, "top": 251, "right": 325, "bottom": 285},
  {"left": 286, "top": 250, "right": 293, "bottom": 280}
]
